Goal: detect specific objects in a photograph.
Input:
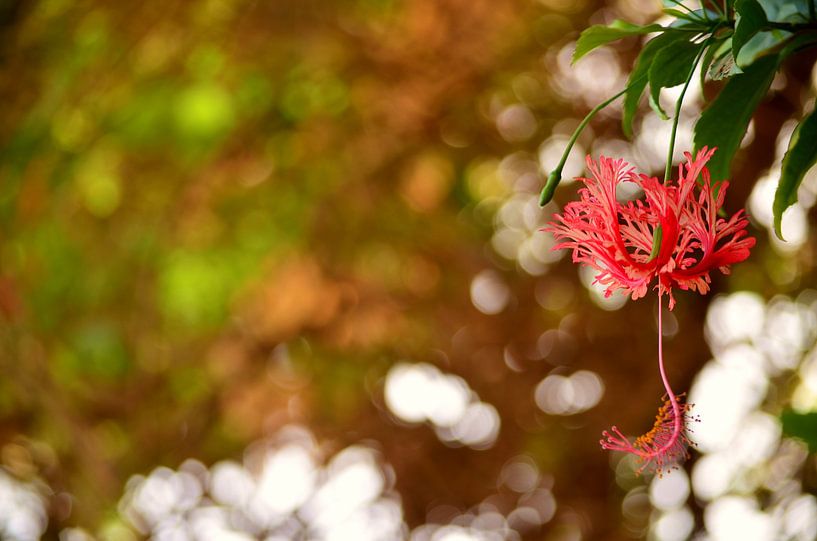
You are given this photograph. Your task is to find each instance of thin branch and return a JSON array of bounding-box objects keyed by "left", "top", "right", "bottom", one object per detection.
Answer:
[{"left": 539, "top": 74, "right": 647, "bottom": 206}]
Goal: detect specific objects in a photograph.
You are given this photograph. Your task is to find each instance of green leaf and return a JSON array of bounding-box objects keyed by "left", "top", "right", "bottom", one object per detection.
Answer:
[
  {"left": 699, "top": 37, "right": 726, "bottom": 92},
  {"left": 733, "top": 0, "right": 767, "bottom": 59},
  {"left": 735, "top": 30, "right": 792, "bottom": 68},
  {"left": 622, "top": 31, "right": 690, "bottom": 138},
  {"left": 663, "top": 8, "right": 702, "bottom": 21},
  {"left": 773, "top": 102, "right": 817, "bottom": 238},
  {"left": 693, "top": 54, "right": 778, "bottom": 180},
  {"left": 707, "top": 39, "right": 743, "bottom": 81},
  {"left": 662, "top": 4, "right": 722, "bottom": 23},
  {"left": 781, "top": 409, "right": 817, "bottom": 453},
  {"left": 709, "top": 47, "right": 744, "bottom": 80},
  {"left": 762, "top": 0, "right": 812, "bottom": 22},
  {"left": 778, "top": 32, "right": 817, "bottom": 58},
  {"left": 683, "top": 7, "right": 722, "bottom": 21},
  {"left": 573, "top": 20, "right": 664, "bottom": 63},
  {"left": 648, "top": 39, "right": 700, "bottom": 119}
]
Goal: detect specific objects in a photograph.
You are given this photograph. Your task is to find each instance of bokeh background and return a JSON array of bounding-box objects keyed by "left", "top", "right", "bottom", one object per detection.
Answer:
[{"left": 2, "top": 0, "right": 817, "bottom": 540}]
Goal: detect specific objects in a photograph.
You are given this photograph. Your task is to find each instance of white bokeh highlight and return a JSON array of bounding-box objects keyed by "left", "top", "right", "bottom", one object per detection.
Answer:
[
  {"left": 534, "top": 370, "right": 604, "bottom": 416},
  {"left": 672, "top": 291, "right": 817, "bottom": 541},
  {"left": 384, "top": 362, "right": 501, "bottom": 449},
  {"left": 0, "top": 470, "right": 47, "bottom": 541}
]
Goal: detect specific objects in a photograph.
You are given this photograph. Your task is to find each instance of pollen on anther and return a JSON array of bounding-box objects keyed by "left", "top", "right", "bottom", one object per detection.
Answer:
[{"left": 600, "top": 394, "right": 697, "bottom": 476}]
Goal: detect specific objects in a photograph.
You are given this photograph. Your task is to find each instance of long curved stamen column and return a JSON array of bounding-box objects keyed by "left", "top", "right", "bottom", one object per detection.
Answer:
[
  {"left": 657, "top": 295, "right": 683, "bottom": 439},
  {"left": 599, "top": 295, "right": 696, "bottom": 476}
]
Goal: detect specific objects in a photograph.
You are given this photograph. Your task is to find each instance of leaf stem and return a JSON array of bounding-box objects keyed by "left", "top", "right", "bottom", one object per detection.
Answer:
[
  {"left": 664, "top": 41, "right": 709, "bottom": 184},
  {"left": 668, "top": 0, "right": 695, "bottom": 13},
  {"left": 539, "top": 74, "right": 647, "bottom": 206},
  {"left": 699, "top": 6, "right": 711, "bottom": 22},
  {"left": 668, "top": 0, "right": 701, "bottom": 18},
  {"left": 758, "top": 21, "right": 817, "bottom": 32},
  {"left": 707, "top": 0, "right": 724, "bottom": 17}
]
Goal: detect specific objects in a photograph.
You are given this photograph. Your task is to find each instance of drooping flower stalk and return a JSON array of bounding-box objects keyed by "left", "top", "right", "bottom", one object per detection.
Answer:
[
  {"left": 545, "top": 148, "right": 753, "bottom": 474},
  {"left": 541, "top": 27, "right": 752, "bottom": 474}
]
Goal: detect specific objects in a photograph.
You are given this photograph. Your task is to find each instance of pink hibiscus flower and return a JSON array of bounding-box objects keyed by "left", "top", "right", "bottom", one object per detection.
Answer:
[
  {"left": 546, "top": 146, "right": 755, "bottom": 310},
  {"left": 545, "top": 147, "right": 754, "bottom": 475}
]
